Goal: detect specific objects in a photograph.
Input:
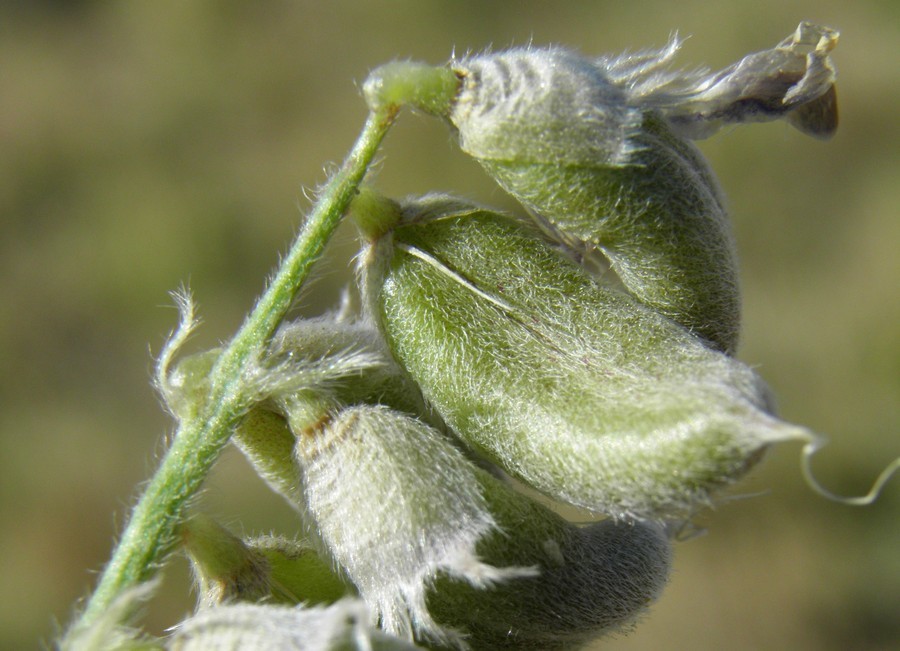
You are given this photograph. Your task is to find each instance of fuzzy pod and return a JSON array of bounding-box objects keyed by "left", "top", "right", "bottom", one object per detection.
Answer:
[
  {"left": 428, "top": 472, "right": 671, "bottom": 650},
  {"left": 362, "top": 23, "right": 838, "bottom": 353},
  {"left": 293, "top": 402, "right": 535, "bottom": 647},
  {"left": 448, "top": 45, "right": 740, "bottom": 352},
  {"left": 360, "top": 195, "right": 815, "bottom": 520}
]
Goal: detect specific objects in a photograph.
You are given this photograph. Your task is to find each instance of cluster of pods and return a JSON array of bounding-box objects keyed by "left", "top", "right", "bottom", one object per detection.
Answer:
[{"left": 163, "top": 23, "right": 863, "bottom": 651}]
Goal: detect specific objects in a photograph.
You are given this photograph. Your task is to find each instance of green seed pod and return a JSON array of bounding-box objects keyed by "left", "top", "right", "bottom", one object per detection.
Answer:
[
  {"left": 451, "top": 26, "right": 838, "bottom": 352},
  {"left": 429, "top": 472, "right": 671, "bottom": 650},
  {"left": 362, "top": 24, "right": 839, "bottom": 353},
  {"left": 293, "top": 402, "right": 535, "bottom": 647},
  {"left": 360, "top": 195, "right": 814, "bottom": 520}
]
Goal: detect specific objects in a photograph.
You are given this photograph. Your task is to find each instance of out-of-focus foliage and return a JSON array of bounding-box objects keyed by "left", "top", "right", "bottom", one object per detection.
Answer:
[{"left": 0, "top": 2, "right": 896, "bottom": 649}]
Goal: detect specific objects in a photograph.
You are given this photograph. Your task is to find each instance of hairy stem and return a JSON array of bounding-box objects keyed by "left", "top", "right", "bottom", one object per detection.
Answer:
[{"left": 75, "top": 108, "right": 397, "bottom": 629}]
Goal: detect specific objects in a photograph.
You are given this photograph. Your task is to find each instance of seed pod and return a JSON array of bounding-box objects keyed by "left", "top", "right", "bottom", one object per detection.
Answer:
[
  {"left": 360, "top": 195, "right": 814, "bottom": 520},
  {"left": 445, "top": 41, "right": 741, "bottom": 351},
  {"left": 293, "top": 402, "right": 535, "bottom": 647},
  {"left": 362, "top": 24, "right": 840, "bottom": 353},
  {"left": 429, "top": 472, "right": 671, "bottom": 650}
]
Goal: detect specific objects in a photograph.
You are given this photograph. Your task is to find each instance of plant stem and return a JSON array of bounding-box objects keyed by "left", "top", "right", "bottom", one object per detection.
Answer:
[{"left": 75, "top": 107, "right": 397, "bottom": 629}]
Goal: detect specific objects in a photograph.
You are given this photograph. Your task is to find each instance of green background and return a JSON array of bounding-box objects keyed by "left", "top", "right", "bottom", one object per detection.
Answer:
[{"left": 1, "top": 1, "right": 897, "bottom": 649}]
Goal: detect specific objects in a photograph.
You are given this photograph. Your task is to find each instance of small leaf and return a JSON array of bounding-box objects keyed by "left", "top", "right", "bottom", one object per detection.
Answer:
[
  {"left": 180, "top": 514, "right": 351, "bottom": 608},
  {"left": 181, "top": 514, "right": 271, "bottom": 607}
]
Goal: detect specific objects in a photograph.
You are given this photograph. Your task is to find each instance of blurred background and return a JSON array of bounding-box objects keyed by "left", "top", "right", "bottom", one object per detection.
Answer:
[{"left": 1, "top": 1, "right": 897, "bottom": 649}]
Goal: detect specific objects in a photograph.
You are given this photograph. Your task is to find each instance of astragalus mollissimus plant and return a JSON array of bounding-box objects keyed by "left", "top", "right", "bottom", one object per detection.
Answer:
[{"left": 59, "top": 22, "right": 897, "bottom": 651}]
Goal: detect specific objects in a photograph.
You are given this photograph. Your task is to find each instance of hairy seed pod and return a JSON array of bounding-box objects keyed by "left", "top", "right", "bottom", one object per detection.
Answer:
[
  {"left": 449, "top": 48, "right": 740, "bottom": 352},
  {"left": 293, "top": 402, "right": 534, "bottom": 647},
  {"left": 445, "top": 26, "right": 839, "bottom": 352},
  {"left": 448, "top": 43, "right": 741, "bottom": 351},
  {"left": 360, "top": 195, "right": 815, "bottom": 520},
  {"left": 429, "top": 473, "right": 671, "bottom": 650},
  {"left": 362, "top": 24, "right": 839, "bottom": 353}
]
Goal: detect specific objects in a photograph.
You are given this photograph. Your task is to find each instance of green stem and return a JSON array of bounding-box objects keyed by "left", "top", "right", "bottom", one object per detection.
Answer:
[{"left": 75, "top": 108, "right": 397, "bottom": 628}]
